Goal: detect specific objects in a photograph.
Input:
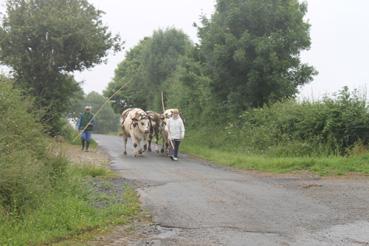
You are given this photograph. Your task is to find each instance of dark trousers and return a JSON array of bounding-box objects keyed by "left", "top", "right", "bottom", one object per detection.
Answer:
[
  {"left": 171, "top": 139, "right": 181, "bottom": 158},
  {"left": 80, "top": 131, "right": 92, "bottom": 150}
]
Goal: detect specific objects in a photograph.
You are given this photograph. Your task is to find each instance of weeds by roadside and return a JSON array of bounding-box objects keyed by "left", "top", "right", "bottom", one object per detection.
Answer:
[
  {"left": 0, "top": 153, "right": 141, "bottom": 245},
  {"left": 182, "top": 137, "right": 369, "bottom": 176},
  {"left": 0, "top": 80, "right": 141, "bottom": 244}
]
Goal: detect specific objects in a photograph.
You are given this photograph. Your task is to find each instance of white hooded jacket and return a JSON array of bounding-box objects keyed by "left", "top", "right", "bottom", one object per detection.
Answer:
[{"left": 167, "top": 116, "right": 185, "bottom": 140}]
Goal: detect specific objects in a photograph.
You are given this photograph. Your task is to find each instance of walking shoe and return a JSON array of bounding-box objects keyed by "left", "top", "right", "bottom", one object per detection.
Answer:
[
  {"left": 170, "top": 155, "right": 174, "bottom": 160},
  {"left": 173, "top": 157, "right": 178, "bottom": 161}
]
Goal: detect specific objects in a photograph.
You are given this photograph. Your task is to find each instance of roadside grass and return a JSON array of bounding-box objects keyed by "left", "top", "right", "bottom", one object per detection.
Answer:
[
  {"left": 73, "top": 164, "right": 116, "bottom": 178},
  {"left": 0, "top": 164, "right": 140, "bottom": 245},
  {"left": 182, "top": 138, "right": 369, "bottom": 176}
]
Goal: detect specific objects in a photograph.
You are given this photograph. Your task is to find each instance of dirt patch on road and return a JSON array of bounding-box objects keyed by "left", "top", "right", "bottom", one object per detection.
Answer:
[{"left": 51, "top": 142, "right": 110, "bottom": 167}]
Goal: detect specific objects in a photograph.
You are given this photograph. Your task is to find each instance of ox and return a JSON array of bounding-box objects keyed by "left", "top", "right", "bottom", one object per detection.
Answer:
[
  {"left": 121, "top": 108, "right": 150, "bottom": 156},
  {"left": 160, "top": 108, "right": 178, "bottom": 155},
  {"left": 146, "top": 111, "right": 162, "bottom": 152}
]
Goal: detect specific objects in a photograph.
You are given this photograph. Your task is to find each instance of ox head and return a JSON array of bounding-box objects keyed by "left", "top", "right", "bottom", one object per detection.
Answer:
[
  {"left": 163, "top": 111, "right": 172, "bottom": 119},
  {"left": 131, "top": 111, "right": 150, "bottom": 134}
]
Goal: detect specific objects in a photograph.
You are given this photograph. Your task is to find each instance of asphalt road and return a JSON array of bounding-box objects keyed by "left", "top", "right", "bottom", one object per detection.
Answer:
[{"left": 94, "top": 134, "right": 369, "bottom": 246}]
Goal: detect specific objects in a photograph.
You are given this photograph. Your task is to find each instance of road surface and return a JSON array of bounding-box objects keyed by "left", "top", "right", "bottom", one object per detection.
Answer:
[{"left": 94, "top": 134, "right": 369, "bottom": 246}]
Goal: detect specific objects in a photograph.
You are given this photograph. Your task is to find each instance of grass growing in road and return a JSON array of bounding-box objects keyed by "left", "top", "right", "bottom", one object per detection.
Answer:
[
  {"left": 0, "top": 164, "right": 140, "bottom": 245},
  {"left": 182, "top": 136, "right": 369, "bottom": 176}
]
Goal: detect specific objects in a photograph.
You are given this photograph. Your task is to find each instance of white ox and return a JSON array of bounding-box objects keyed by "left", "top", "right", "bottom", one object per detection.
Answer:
[{"left": 121, "top": 108, "right": 151, "bottom": 156}]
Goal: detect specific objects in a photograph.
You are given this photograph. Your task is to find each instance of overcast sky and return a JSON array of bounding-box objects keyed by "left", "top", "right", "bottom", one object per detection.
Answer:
[
  {"left": 74, "top": 0, "right": 216, "bottom": 95},
  {"left": 1, "top": 0, "right": 369, "bottom": 100}
]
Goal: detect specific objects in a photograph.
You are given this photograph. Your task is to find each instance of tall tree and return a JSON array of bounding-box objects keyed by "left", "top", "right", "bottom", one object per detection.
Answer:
[
  {"left": 0, "top": 0, "right": 121, "bottom": 134},
  {"left": 163, "top": 48, "right": 214, "bottom": 126},
  {"left": 105, "top": 28, "right": 192, "bottom": 112},
  {"left": 198, "top": 0, "right": 316, "bottom": 114},
  {"left": 104, "top": 37, "right": 152, "bottom": 113}
]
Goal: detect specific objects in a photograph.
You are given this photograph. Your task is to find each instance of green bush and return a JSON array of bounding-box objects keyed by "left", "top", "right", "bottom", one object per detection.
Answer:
[
  {"left": 0, "top": 78, "right": 140, "bottom": 244},
  {"left": 0, "top": 78, "right": 53, "bottom": 213},
  {"left": 242, "top": 88, "right": 369, "bottom": 156},
  {"left": 188, "top": 87, "right": 369, "bottom": 157}
]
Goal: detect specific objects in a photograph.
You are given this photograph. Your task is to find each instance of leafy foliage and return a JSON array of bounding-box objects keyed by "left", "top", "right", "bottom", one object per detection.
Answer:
[
  {"left": 198, "top": 0, "right": 316, "bottom": 115},
  {"left": 104, "top": 28, "right": 192, "bottom": 112},
  {"left": 105, "top": 0, "right": 317, "bottom": 129},
  {"left": 191, "top": 87, "right": 369, "bottom": 157},
  {"left": 162, "top": 50, "right": 215, "bottom": 126},
  {"left": 0, "top": 77, "right": 50, "bottom": 213},
  {"left": 0, "top": 0, "right": 122, "bottom": 134}
]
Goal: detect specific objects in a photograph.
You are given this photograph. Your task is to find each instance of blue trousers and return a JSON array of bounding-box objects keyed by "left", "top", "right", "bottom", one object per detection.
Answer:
[{"left": 81, "top": 131, "right": 92, "bottom": 141}]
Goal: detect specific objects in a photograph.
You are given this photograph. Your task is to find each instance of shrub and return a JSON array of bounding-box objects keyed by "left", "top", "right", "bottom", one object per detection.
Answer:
[
  {"left": 0, "top": 77, "right": 52, "bottom": 213},
  {"left": 237, "top": 87, "right": 369, "bottom": 156},
  {"left": 188, "top": 87, "right": 369, "bottom": 157}
]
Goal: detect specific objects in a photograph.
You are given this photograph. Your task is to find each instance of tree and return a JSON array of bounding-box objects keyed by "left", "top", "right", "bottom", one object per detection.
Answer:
[
  {"left": 198, "top": 0, "right": 317, "bottom": 115},
  {"left": 0, "top": 0, "right": 122, "bottom": 134},
  {"left": 163, "top": 48, "right": 214, "bottom": 126},
  {"left": 104, "top": 37, "right": 152, "bottom": 113},
  {"left": 104, "top": 28, "right": 192, "bottom": 112}
]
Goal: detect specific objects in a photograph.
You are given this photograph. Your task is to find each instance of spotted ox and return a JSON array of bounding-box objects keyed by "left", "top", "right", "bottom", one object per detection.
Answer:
[
  {"left": 146, "top": 111, "right": 162, "bottom": 152},
  {"left": 121, "top": 108, "right": 150, "bottom": 156}
]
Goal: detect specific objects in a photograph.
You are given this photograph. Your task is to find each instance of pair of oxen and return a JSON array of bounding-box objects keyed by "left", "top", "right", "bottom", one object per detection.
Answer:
[{"left": 120, "top": 108, "right": 176, "bottom": 157}]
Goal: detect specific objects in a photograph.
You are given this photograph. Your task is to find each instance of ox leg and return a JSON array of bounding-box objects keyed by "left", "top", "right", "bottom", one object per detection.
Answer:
[
  {"left": 143, "top": 134, "right": 149, "bottom": 153},
  {"left": 161, "top": 139, "right": 166, "bottom": 154},
  {"left": 165, "top": 141, "right": 170, "bottom": 155},
  {"left": 160, "top": 133, "right": 166, "bottom": 153},
  {"left": 154, "top": 131, "right": 159, "bottom": 153},
  {"left": 148, "top": 134, "right": 152, "bottom": 152},
  {"left": 144, "top": 140, "right": 148, "bottom": 152},
  {"left": 132, "top": 137, "right": 140, "bottom": 157},
  {"left": 148, "top": 139, "right": 152, "bottom": 152},
  {"left": 123, "top": 136, "right": 128, "bottom": 155}
]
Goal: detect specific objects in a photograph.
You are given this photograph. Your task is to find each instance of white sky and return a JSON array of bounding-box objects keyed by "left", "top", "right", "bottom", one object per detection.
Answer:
[
  {"left": 300, "top": 0, "right": 369, "bottom": 100},
  {"left": 1, "top": 0, "right": 369, "bottom": 100},
  {"left": 74, "top": 0, "right": 216, "bottom": 95}
]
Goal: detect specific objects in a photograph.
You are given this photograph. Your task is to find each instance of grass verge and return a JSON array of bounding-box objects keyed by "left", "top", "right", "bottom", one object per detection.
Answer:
[
  {"left": 0, "top": 164, "right": 140, "bottom": 245},
  {"left": 182, "top": 138, "right": 369, "bottom": 176}
]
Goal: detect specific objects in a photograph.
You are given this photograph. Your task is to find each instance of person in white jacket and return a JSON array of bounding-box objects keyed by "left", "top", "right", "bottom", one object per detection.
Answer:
[{"left": 167, "top": 109, "right": 185, "bottom": 161}]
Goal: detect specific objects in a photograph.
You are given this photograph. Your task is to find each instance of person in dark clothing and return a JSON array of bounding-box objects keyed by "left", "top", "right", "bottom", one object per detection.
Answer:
[{"left": 76, "top": 106, "right": 95, "bottom": 152}]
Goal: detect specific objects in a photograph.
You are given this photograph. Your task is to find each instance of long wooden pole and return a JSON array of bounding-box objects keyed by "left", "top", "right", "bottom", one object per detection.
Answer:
[
  {"left": 73, "top": 81, "right": 130, "bottom": 142},
  {"left": 161, "top": 91, "right": 165, "bottom": 112}
]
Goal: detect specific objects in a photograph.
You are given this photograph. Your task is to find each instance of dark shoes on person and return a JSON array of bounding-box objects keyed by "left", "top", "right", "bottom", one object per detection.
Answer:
[{"left": 81, "top": 140, "right": 89, "bottom": 152}]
